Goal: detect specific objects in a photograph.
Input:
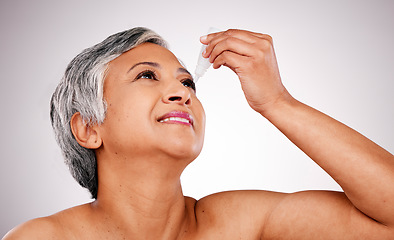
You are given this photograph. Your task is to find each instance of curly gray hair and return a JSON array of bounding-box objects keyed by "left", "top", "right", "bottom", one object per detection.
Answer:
[{"left": 50, "top": 27, "right": 168, "bottom": 199}]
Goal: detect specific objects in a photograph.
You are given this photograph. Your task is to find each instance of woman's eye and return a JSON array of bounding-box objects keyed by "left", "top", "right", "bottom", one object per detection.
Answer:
[
  {"left": 136, "top": 70, "right": 157, "bottom": 80},
  {"left": 182, "top": 79, "right": 196, "bottom": 92}
]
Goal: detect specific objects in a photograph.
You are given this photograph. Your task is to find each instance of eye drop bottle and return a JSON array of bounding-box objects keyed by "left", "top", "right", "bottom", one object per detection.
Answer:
[{"left": 194, "top": 27, "right": 221, "bottom": 83}]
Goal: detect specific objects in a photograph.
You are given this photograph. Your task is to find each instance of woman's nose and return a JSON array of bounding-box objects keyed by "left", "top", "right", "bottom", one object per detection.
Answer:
[{"left": 162, "top": 83, "right": 191, "bottom": 106}]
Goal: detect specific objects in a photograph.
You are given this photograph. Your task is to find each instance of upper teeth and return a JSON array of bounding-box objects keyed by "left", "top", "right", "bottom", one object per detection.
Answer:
[{"left": 160, "top": 117, "right": 190, "bottom": 123}]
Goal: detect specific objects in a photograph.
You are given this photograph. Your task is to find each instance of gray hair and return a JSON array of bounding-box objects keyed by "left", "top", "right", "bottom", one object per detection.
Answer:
[{"left": 50, "top": 27, "right": 168, "bottom": 199}]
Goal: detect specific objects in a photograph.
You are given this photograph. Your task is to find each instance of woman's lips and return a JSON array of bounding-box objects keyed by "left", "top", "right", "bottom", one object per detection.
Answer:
[{"left": 158, "top": 111, "right": 194, "bottom": 126}]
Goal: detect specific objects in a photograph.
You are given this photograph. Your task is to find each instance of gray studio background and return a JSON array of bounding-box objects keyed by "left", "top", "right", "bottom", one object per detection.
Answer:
[{"left": 1, "top": 0, "right": 393, "bottom": 236}]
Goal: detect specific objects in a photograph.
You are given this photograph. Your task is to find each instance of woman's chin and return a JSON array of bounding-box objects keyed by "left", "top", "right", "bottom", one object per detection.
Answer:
[
  {"left": 160, "top": 141, "right": 203, "bottom": 162},
  {"left": 154, "top": 131, "right": 204, "bottom": 160}
]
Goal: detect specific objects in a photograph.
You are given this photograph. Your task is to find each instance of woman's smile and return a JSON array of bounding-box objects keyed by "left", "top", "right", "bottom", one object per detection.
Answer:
[{"left": 158, "top": 111, "right": 194, "bottom": 126}]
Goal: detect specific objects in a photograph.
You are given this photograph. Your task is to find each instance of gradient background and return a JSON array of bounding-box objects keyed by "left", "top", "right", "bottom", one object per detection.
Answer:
[{"left": 1, "top": 0, "right": 393, "bottom": 236}]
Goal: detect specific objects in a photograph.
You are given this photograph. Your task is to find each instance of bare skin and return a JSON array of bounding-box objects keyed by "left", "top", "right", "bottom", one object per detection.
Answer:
[{"left": 4, "top": 29, "right": 394, "bottom": 240}]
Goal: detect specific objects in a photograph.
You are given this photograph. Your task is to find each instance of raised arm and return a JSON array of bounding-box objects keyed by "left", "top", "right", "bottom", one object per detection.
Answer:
[{"left": 201, "top": 29, "right": 394, "bottom": 239}]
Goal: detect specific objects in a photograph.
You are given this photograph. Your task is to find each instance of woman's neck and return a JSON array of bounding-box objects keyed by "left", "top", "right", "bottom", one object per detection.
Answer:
[{"left": 90, "top": 154, "right": 194, "bottom": 239}]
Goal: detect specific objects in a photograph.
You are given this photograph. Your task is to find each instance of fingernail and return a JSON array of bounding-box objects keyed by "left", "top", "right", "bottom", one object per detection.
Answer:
[
  {"left": 202, "top": 49, "right": 208, "bottom": 58},
  {"left": 200, "top": 35, "right": 208, "bottom": 43}
]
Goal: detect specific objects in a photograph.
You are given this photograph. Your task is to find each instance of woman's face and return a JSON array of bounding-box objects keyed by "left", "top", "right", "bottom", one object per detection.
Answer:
[{"left": 97, "top": 43, "right": 205, "bottom": 163}]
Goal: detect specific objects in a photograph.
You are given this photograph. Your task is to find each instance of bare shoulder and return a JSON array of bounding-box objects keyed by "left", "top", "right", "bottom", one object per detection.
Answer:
[
  {"left": 3, "top": 203, "right": 92, "bottom": 240},
  {"left": 194, "top": 190, "right": 286, "bottom": 238},
  {"left": 2, "top": 216, "right": 62, "bottom": 240},
  {"left": 195, "top": 190, "right": 285, "bottom": 215}
]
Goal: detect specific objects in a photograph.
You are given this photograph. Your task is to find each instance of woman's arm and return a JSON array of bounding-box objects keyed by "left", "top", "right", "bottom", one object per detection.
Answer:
[
  {"left": 201, "top": 29, "right": 394, "bottom": 238},
  {"left": 261, "top": 93, "right": 394, "bottom": 225}
]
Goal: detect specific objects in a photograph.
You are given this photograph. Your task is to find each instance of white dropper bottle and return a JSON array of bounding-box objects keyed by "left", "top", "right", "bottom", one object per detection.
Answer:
[{"left": 194, "top": 27, "right": 221, "bottom": 83}]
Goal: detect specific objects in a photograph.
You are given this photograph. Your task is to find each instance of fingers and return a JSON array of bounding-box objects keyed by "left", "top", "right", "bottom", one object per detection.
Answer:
[
  {"left": 200, "top": 29, "right": 274, "bottom": 69},
  {"left": 200, "top": 29, "right": 271, "bottom": 45},
  {"left": 207, "top": 37, "right": 255, "bottom": 64},
  {"left": 211, "top": 51, "right": 249, "bottom": 71}
]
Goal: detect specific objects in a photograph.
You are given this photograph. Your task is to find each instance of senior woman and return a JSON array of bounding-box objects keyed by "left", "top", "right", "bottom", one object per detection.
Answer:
[{"left": 4, "top": 27, "right": 394, "bottom": 239}]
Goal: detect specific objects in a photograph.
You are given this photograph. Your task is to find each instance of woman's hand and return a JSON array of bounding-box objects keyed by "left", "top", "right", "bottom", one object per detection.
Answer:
[{"left": 200, "top": 29, "right": 291, "bottom": 115}]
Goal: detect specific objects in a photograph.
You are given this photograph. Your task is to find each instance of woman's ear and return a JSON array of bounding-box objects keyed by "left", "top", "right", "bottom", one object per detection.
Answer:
[{"left": 70, "top": 112, "right": 102, "bottom": 149}]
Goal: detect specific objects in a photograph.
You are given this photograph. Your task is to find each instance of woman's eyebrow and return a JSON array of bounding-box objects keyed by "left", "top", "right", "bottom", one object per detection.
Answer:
[
  {"left": 177, "top": 67, "right": 192, "bottom": 76},
  {"left": 127, "top": 62, "right": 160, "bottom": 73},
  {"left": 126, "top": 61, "right": 191, "bottom": 76}
]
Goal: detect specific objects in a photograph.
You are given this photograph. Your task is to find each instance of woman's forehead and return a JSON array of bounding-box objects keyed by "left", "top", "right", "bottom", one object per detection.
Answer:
[{"left": 113, "top": 43, "right": 179, "bottom": 67}]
